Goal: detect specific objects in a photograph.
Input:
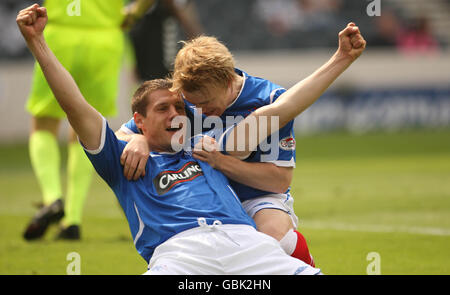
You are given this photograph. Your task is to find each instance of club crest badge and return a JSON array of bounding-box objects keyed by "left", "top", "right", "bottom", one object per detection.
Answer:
[{"left": 279, "top": 136, "right": 296, "bottom": 151}]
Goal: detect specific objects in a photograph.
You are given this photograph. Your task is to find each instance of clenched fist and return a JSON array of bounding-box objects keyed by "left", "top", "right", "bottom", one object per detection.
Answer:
[
  {"left": 336, "top": 22, "right": 367, "bottom": 62},
  {"left": 16, "top": 3, "right": 48, "bottom": 42}
]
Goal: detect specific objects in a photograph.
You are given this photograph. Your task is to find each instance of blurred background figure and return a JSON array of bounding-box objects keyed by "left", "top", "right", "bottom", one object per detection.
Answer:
[
  {"left": 255, "top": 0, "right": 342, "bottom": 35},
  {"left": 124, "top": 0, "right": 203, "bottom": 82},
  {"left": 253, "top": 0, "right": 304, "bottom": 37},
  {"left": 252, "top": 0, "right": 342, "bottom": 48},
  {"left": 370, "top": 9, "right": 403, "bottom": 47}
]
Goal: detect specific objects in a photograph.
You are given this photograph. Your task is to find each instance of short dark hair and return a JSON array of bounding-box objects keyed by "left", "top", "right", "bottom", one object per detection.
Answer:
[{"left": 131, "top": 79, "right": 173, "bottom": 116}]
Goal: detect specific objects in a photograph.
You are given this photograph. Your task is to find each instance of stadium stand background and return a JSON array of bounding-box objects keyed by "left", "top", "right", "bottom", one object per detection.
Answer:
[{"left": 0, "top": 0, "right": 449, "bottom": 142}]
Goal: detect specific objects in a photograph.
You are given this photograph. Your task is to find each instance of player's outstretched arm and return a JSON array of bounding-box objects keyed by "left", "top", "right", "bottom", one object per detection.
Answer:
[
  {"left": 265, "top": 23, "right": 366, "bottom": 127},
  {"left": 226, "top": 23, "right": 366, "bottom": 157},
  {"left": 17, "top": 4, "right": 103, "bottom": 150}
]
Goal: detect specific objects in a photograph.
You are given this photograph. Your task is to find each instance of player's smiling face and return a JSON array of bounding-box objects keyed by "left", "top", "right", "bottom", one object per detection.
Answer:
[
  {"left": 135, "top": 89, "right": 186, "bottom": 152},
  {"left": 182, "top": 83, "right": 233, "bottom": 117}
]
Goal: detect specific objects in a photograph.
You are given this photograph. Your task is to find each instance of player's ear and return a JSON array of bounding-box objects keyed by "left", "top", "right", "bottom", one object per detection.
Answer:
[{"left": 133, "top": 112, "right": 145, "bottom": 132}]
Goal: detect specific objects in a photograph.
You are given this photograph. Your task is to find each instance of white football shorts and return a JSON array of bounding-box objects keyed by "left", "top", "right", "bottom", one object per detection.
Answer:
[
  {"left": 144, "top": 218, "right": 320, "bottom": 275},
  {"left": 241, "top": 193, "right": 299, "bottom": 228}
]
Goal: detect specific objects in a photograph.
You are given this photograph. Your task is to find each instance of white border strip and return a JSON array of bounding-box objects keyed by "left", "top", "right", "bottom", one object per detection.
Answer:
[
  {"left": 133, "top": 202, "right": 145, "bottom": 245},
  {"left": 83, "top": 116, "right": 107, "bottom": 155},
  {"left": 262, "top": 158, "right": 296, "bottom": 167},
  {"left": 119, "top": 125, "right": 135, "bottom": 135},
  {"left": 269, "top": 88, "right": 285, "bottom": 104}
]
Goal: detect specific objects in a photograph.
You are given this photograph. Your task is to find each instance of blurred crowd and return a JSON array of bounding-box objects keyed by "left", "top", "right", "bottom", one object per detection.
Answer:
[
  {"left": 0, "top": 0, "right": 37, "bottom": 59},
  {"left": 0, "top": 0, "right": 446, "bottom": 59},
  {"left": 252, "top": 0, "right": 442, "bottom": 53},
  {"left": 371, "top": 10, "right": 440, "bottom": 55}
]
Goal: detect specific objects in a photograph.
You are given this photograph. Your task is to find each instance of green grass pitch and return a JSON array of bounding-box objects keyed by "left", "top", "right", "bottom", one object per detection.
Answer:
[{"left": 1, "top": 129, "right": 449, "bottom": 274}]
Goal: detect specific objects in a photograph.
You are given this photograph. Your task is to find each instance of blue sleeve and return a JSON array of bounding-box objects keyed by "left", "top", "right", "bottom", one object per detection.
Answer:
[
  {"left": 84, "top": 118, "right": 125, "bottom": 189},
  {"left": 120, "top": 117, "right": 140, "bottom": 134},
  {"left": 261, "top": 88, "right": 296, "bottom": 166},
  {"left": 216, "top": 88, "right": 296, "bottom": 166},
  {"left": 259, "top": 121, "right": 296, "bottom": 166}
]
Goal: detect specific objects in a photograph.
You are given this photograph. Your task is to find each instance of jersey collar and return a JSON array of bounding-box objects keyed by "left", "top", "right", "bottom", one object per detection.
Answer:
[{"left": 226, "top": 69, "right": 247, "bottom": 110}]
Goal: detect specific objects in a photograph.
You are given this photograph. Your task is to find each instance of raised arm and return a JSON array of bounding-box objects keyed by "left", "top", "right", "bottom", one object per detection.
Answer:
[
  {"left": 226, "top": 23, "right": 366, "bottom": 157},
  {"left": 17, "top": 4, "right": 103, "bottom": 150}
]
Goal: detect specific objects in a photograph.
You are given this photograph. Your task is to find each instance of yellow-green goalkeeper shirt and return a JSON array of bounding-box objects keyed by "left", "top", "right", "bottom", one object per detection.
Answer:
[
  {"left": 44, "top": 0, "right": 127, "bottom": 29},
  {"left": 27, "top": 0, "right": 129, "bottom": 118}
]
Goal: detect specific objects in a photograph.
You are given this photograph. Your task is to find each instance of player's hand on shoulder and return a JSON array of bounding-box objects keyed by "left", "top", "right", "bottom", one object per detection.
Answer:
[
  {"left": 16, "top": 4, "right": 48, "bottom": 41},
  {"left": 337, "top": 22, "right": 367, "bottom": 62},
  {"left": 120, "top": 134, "right": 150, "bottom": 181}
]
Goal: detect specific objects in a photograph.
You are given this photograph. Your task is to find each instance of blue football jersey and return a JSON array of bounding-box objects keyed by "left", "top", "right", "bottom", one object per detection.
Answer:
[
  {"left": 120, "top": 69, "right": 296, "bottom": 202},
  {"left": 86, "top": 118, "right": 255, "bottom": 263},
  {"left": 217, "top": 69, "right": 296, "bottom": 201}
]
